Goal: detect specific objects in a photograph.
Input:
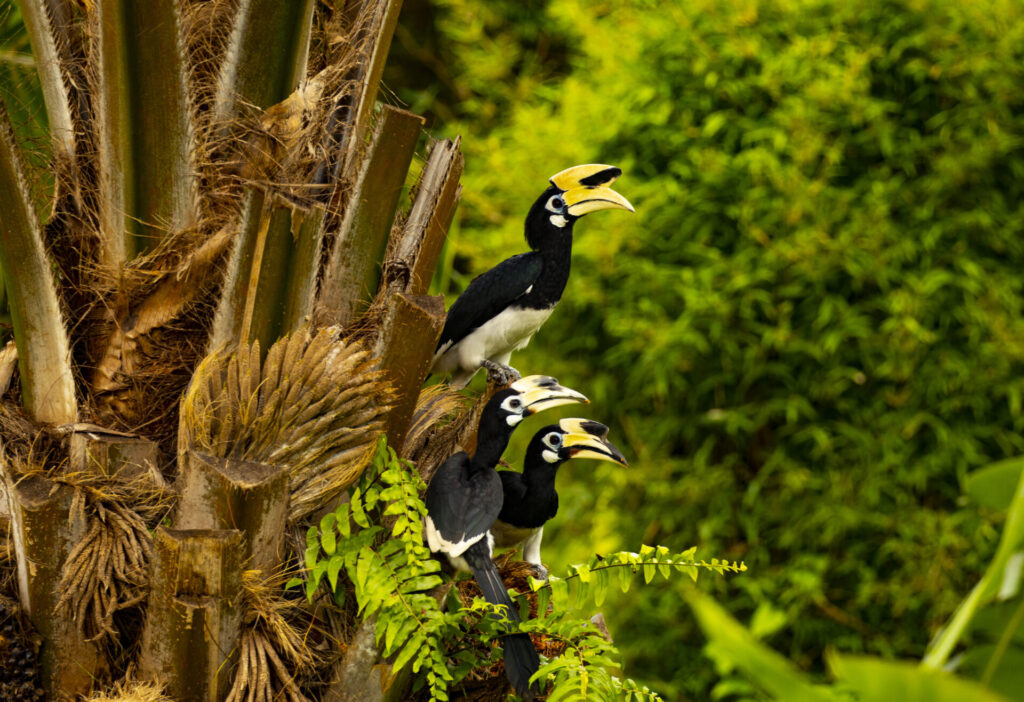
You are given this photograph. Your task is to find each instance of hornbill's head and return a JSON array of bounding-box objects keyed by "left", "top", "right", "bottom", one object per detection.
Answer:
[
  {"left": 487, "top": 375, "right": 589, "bottom": 429},
  {"left": 530, "top": 418, "right": 628, "bottom": 467},
  {"left": 525, "top": 164, "right": 634, "bottom": 249}
]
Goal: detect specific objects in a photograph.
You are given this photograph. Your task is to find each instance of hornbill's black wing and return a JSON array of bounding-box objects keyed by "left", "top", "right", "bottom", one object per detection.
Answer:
[
  {"left": 424, "top": 454, "right": 504, "bottom": 553},
  {"left": 436, "top": 252, "right": 544, "bottom": 353}
]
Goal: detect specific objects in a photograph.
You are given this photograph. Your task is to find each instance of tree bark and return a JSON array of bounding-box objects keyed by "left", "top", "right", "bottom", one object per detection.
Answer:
[
  {"left": 138, "top": 527, "right": 244, "bottom": 701},
  {"left": 174, "top": 450, "right": 289, "bottom": 573},
  {"left": 3, "top": 471, "right": 106, "bottom": 699}
]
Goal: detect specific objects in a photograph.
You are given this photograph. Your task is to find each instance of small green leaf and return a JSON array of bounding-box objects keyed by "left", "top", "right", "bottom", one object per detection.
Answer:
[
  {"left": 536, "top": 583, "right": 552, "bottom": 617},
  {"left": 394, "top": 632, "right": 427, "bottom": 672},
  {"left": 327, "top": 555, "right": 344, "bottom": 591},
  {"left": 551, "top": 576, "right": 569, "bottom": 607},
  {"left": 594, "top": 567, "right": 609, "bottom": 607},
  {"left": 321, "top": 528, "right": 337, "bottom": 556}
]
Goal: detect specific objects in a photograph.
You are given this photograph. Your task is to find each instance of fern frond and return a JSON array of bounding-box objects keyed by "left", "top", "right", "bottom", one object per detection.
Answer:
[{"left": 531, "top": 545, "right": 747, "bottom": 612}]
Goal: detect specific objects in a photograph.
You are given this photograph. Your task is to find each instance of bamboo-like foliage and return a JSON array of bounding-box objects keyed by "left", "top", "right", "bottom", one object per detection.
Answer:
[{"left": 180, "top": 327, "right": 395, "bottom": 521}]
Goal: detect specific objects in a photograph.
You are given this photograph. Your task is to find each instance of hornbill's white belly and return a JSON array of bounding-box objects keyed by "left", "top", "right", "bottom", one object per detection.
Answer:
[
  {"left": 432, "top": 305, "right": 554, "bottom": 382},
  {"left": 490, "top": 519, "right": 539, "bottom": 550}
]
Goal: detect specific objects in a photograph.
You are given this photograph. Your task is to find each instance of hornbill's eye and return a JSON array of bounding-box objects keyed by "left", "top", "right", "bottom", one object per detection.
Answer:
[
  {"left": 546, "top": 195, "right": 565, "bottom": 212},
  {"left": 502, "top": 396, "right": 523, "bottom": 412},
  {"left": 545, "top": 432, "right": 563, "bottom": 449}
]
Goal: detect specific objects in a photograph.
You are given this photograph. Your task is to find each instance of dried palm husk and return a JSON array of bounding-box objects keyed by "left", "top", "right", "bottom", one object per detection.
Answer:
[
  {"left": 405, "top": 379, "right": 500, "bottom": 485},
  {"left": 85, "top": 679, "right": 171, "bottom": 702},
  {"left": 402, "top": 383, "right": 470, "bottom": 467},
  {"left": 180, "top": 326, "right": 394, "bottom": 522},
  {"left": 52, "top": 466, "right": 172, "bottom": 643},
  {"left": 226, "top": 570, "right": 321, "bottom": 702}
]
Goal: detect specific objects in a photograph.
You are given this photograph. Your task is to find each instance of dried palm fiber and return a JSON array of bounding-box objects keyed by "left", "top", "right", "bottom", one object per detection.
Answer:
[
  {"left": 84, "top": 679, "right": 171, "bottom": 702},
  {"left": 87, "top": 224, "right": 234, "bottom": 417},
  {"left": 180, "top": 326, "right": 394, "bottom": 521},
  {"left": 50, "top": 464, "right": 171, "bottom": 642},
  {"left": 190, "top": 1, "right": 383, "bottom": 214},
  {"left": 405, "top": 379, "right": 502, "bottom": 485},
  {"left": 402, "top": 383, "right": 470, "bottom": 462},
  {"left": 226, "top": 570, "right": 321, "bottom": 702}
]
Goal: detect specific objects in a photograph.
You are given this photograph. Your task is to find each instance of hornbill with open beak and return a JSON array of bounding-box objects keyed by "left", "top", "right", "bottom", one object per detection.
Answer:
[
  {"left": 492, "top": 419, "right": 627, "bottom": 580},
  {"left": 431, "top": 164, "right": 634, "bottom": 386},
  {"left": 424, "top": 376, "right": 588, "bottom": 700}
]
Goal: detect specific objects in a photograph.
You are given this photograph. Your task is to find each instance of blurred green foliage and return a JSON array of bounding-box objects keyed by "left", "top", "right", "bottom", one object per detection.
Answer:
[{"left": 387, "top": 0, "right": 1024, "bottom": 697}]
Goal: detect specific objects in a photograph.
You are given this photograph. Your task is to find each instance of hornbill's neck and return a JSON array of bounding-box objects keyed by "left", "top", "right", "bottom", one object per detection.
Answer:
[
  {"left": 518, "top": 450, "right": 561, "bottom": 518},
  {"left": 470, "top": 410, "right": 516, "bottom": 471},
  {"left": 526, "top": 221, "right": 575, "bottom": 307}
]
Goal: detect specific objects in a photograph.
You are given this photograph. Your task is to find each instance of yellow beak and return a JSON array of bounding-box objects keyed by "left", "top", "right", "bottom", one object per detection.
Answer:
[
  {"left": 558, "top": 418, "right": 628, "bottom": 466},
  {"left": 512, "top": 376, "right": 593, "bottom": 415},
  {"left": 562, "top": 185, "right": 634, "bottom": 216},
  {"left": 548, "top": 163, "right": 635, "bottom": 217},
  {"left": 512, "top": 375, "right": 589, "bottom": 414}
]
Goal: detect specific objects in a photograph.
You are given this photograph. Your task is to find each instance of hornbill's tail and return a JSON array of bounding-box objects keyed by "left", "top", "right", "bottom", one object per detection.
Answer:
[{"left": 465, "top": 541, "right": 540, "bottom": 700}]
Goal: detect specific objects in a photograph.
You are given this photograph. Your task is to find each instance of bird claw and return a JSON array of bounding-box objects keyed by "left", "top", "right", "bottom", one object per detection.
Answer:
[{"left": 481, "top": 360, "right": 521, "bottom": 386}]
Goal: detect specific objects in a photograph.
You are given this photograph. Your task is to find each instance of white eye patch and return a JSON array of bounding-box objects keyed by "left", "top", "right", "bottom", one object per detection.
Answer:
[{"left": 500, "top": 396, "right": 523, "bottom": 412}]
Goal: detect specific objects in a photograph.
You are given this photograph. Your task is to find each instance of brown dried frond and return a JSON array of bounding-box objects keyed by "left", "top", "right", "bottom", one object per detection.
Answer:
[
  {"left": 89, "top": 307, "right": 212, "bottom": 469},
  {"left": 226, "top": 569, "right": 320, "bottom": 702},
  {"left": 52, "top": 465, "right": 172, "bottom": 642},
  {"left": 89, "top": 223, "right": 234, "bottom": 400},
  {"left": 85, "top": 679, "right": 171, "bottom": 702},
  {"left": 0, "top": 402, "right": 64, "bottom": 471},
  {"left": 180, "top": 326, "right": 394, "bottom": 521}
]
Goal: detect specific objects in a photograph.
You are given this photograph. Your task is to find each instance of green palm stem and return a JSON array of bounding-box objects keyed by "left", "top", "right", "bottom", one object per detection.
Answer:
[
  {"left": 16, "top": 0, "right": 75, "bottom": 159},
  {"left": 95, "top": 0, "right": 195, "bottom": 265},
  {"left": 207, "top": 0, "right": 316, "bottom": 351},
  {"left": 0, "top": 100, "right": 76, "bottom": 424}
]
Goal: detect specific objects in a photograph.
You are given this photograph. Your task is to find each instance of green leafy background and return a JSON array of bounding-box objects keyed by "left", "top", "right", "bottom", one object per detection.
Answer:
[{"left": 385, "top": 0, "right": 1024, "bottom": 698}]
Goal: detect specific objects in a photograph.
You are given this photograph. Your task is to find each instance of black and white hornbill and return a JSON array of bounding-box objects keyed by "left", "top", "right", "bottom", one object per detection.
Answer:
[
  {"left": 431, "top": 164, "right": 634, "bottom": 386},
  {"left": 424, "top": 375, "right": 588, "bottom": 700},
  {"left": 492, "top": 419, "right": 627, "bottom": 580}
]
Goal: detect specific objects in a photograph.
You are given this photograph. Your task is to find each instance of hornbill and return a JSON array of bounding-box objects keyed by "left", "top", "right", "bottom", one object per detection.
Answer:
[
  {"left": 492, "top": 419, "right": 627, "bottom": 580},
  {"left": 424, "top": 375, "right": 588, "bottom": 699},
  {"left": 431, "top": 164, "right": 634, "bottom": 386}
]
